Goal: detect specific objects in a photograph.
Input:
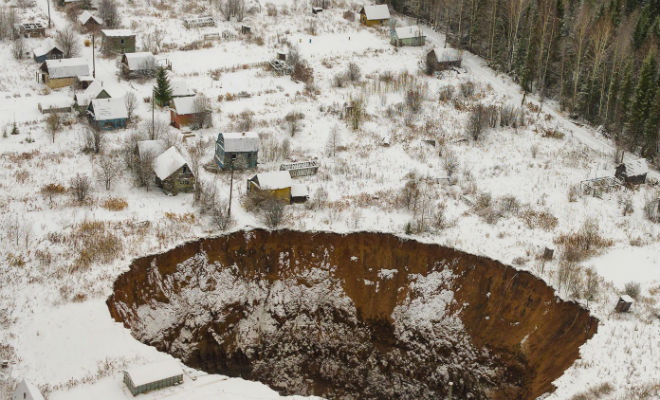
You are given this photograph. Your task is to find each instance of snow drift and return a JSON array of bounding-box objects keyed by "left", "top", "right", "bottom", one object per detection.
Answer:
[{"left": 107, "top": 230, "right": 598, "bottom": 399}]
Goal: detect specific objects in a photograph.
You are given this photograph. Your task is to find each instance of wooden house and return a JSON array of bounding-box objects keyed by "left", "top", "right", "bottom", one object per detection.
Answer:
[
  {"left": 279, "top": 160, "right": 319, "bottom": 177},
  {"left": 123, "top": 361, "right": 183, "bottom": 396},
  {"left": 87, "top": 97, "right": 128, "bottom": 130},
  {"left": 169, "top": 96, "right": 209, "bottom": 129},
  {"left": 74, "top": 80, "right": 115, "bottom": 110},
  {"left": 615, "top": 159, "right": 648, "bottom": 185},
  {"left": 391, "top": 26, "right": 425, "bottom": 46},
  {"left": 120, "top": 52, "right": 156, "bottom": 78},
  {"left": 183, "top": 15, "right": 215, "bottom": 28},
  {"left": 101, "top": 29, "right": 136, "bottom": 54},
  {"left": 78, "top": 11, "right": 103, "bottom": 31},
  {"left": 12, "top": 379, "right": 45, "bottom": 400},
  {"left": 33, "top": 43, "right": 64, "bottom": 63},
  {"left": 426, "top": 48, "right": 462, "bottom": 73},
  {"left": 153, "top": 147, "right": 195, "bottom": 195},
  {"left": 17, "top": 22, "right": 46, "bottom": 38},
  {"left": 615, "top": 295, "right": 634, "bottom": 313},
  {"left": 38, "top": 58, "right": 89, "bottom": 89},
  {"left": 247, "top": 171, "right": 293, "bottom": 203},
  {"left": 215, "top": 132, "right": 259, "bottom": 170},
  {"left": 359, "top": 4, "right": 390, "bottom": 26}
]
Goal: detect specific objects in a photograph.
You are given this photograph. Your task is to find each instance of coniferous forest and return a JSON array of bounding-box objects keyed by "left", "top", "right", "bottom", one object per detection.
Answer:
[{"left": 394, "top": 0, "right": 660, "bottom": 161}]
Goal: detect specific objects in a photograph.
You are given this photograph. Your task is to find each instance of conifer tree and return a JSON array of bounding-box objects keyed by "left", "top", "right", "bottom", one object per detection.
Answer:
[
  {"left": 153, "top": 67, "right": 173, "bottom": 107},
  {"left": 643, "top": 84, "right": 660, "bottom": 157},
  {"left": 628, "top": 50, "right": 658, "bottom": 148}
]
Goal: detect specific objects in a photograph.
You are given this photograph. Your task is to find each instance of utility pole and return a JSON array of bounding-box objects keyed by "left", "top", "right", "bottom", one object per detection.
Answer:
[
  {"left": 228, "top": 157, "right": 234, "bottom": 217},
  {"left": 91, "top": 33, "right": 95, "bottom": 78},
  {"left": 47, "top": 0, "right": 51, "bottom": 28},
  {"left": 151, "top": 89, "right": 155, "bottom": 139}
]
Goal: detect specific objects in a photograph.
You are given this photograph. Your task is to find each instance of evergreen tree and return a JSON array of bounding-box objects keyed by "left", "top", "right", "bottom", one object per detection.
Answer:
[
  {"left": 628, "top": 50, "right": 658, "bottom": 149},
  {"left": 643, "top": 83, "right": 660, "bottom": 157},
  {"left": 615, "top": 61, "right": 634, "bottom": 143},
  {"left": 153, "top": 67, "right": 173, "bottom": 107}
]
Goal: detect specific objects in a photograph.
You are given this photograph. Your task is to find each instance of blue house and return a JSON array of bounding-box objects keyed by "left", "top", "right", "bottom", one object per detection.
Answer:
[
  {"left": 215, "top": 132, "right": 259, "bottom": 170},
  {"left": 33, "top": 43, "right": 64, "bottom": 63},
  {"left": 88, "top": 97, "right": 128, "bottom": 130}
]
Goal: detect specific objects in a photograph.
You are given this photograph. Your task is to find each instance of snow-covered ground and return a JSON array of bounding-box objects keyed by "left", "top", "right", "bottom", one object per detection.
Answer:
[{"left": 0, "top": 0, "right": 659, "bottom": 398}]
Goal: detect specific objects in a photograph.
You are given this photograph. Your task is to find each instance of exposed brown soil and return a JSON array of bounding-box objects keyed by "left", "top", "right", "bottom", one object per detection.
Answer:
[{"left": 107, "top": 229, "right": 597, "bottom": 400}]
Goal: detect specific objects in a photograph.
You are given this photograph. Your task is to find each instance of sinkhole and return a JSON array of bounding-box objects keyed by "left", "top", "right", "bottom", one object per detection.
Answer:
[{"left": 107, "top": 230, "right": 597, "bottom": 400}]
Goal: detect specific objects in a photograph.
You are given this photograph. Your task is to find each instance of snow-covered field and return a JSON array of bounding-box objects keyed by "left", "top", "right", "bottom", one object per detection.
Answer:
[{"left": 0, "top": 0, "right": 659, "bottom": 398}]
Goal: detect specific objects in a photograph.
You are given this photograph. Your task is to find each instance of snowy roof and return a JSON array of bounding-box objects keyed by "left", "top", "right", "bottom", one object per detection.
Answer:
[
  {"left": 12, "top": 379, "right": 45, "bottom": 400},
  {"left": 395, "top": 26, "right": 424, "bottom": 39},
  {"left": 291, "top": 184, "right": 309, "bottom": 198},
  {"left": 621, "top": 159, "right": 648, "bottom": 177},
  {"left": 90, "top": 97, "right": 128, "bottom": 120},
  {"left": 76, "top": 80, "right": 105, "bottom": 105},
  {"left": 137, "top": 139, "right": 166, "bottom": 159},
  {"left": 124, "top": 361, "right": 183, "bottom": 387},
  {"left": 620, "top": 295, "right": 634, "bottom": 303},
  {"left": 221, "top": 132, "right": 259, "bottom": 153},
  {"left": 172, "top": 96, "right": 199, "bottom": 115},
  {"left": 153, "top": 147, "right": 188, "bottom": 180},
  {"left": 362, "top": 4, "right": 390, "bottom": 20},
  {"left": 101, "top": 29, "right": 135, "bottom": 37},
  {"left": 171, "top": 80, "right": 195, "bottom": 97},
  {"left": 254, "top": 171, "right": 293, "bottom": 190},
  {"left": 78, "top": 11, "right": 102, "bottom": 25},
  {"left": 33, "top": 42, "right": 61, "bottom": 58},
  {"left": 123, "top": 52, "right": 155, "bottom": 71},
  {"left": 430, "top": 48, "right": 461, "bottom": 62},
  {"left": 44, "top": 58, "right": 89, "bottom": 79}
]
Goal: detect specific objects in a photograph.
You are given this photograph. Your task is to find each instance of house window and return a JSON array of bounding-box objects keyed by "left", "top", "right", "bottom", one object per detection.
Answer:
[
  {"left": 120, "top": 39, "right": 125, "bottom": 44},
  {"left": 182, "top": 166, "right": 187, "bottom": 173}
]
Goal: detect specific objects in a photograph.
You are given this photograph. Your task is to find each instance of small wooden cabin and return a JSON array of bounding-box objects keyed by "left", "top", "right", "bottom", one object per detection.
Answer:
[
  {"left": 123, "top": 361, "right": 183, "bottom": 396},
  {"left": 215, "top": 132, "right": 259, "bottom": 170},
  {"left": 121, "top": 52, "right": 157, "bottom": 78},
  {"left": 12, "top": 379, "right": 45, "bottom": 400},
  {"left": 153, "top": 147, "right": 195, "bottom": 195},
  {"left": 170, "top": 96, "right": 210, "bottom": 129},
  {"left": 33, "top": 44, "right": 64, "bottom": 63},
  {"left": 101, "top": 29, "right": 136, "bottom": 54},
  {"left": 615, "top": 159, "right": 648, "bottom": 185},
  {"left": 248, "top": 171, "right": 293, "bottom": 203},
  {"left": 78, "top": 11, "right": 103, "bottom": 31},
  {"left": 38, "top": 58, "right": 90, "bottom": 89},
  {"left": 291, "top": 184, "right": 309, "bottom": 203},
  {"left": 87, "top": 97, "right": 128, "bottom": 130},
  {"left": 18, "top": 22, "right": 46, "bottom": 38},
  {"left": 426, "top": 48, "right": 462, "bottom": 73},
  {"left": 615, "top": 295, "right": 634, "bottom": 313},
  {"left": 391, "top": 26, "right": 425, "bottom": 47},
  {"left": 359, "top": 4, "right": 390, "bottom": 26}
]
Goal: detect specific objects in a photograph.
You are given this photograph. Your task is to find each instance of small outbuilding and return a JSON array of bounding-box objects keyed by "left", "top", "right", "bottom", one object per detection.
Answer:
[
  {"left": 101, "top": 29, "right": 136, "bottom": 54},
  {"left": 615, "top": 159, "right": 648, "bottom": 185},
  {"left": 248, "top": 171, "right": 293, "bottom": 203},
  {"left": 12, "top": 379, "right": 45, "bottom": 400},
  {"left": 291, "top": 184, "right": 309, "bottom": 203},
  {"left": 170, "top": 96, "right": 210, "bottom": 129},
  {"left": 153, "top": 147, "right": 195, "bottom": 195},
  {"left": 38, "top": 58, "right": 89, "bottom": 89},
  {"left": 391, "top": 26, "right": 425, "bottom": 47},
  {"left": 359, "top": 4, "right": 390, "bottom": 26},
  {"left": 215, "top": 132, "right": 259, "bottom": 170},
  {"left": 17, "top": 22, "right": 46, "bottom": 38},
  {"left": 121, "top": 52, "right": 157, "bottom": 78},
  {"left": 615, "top": 295, "right": 634, "bottom": 313},
  {"left": 88, "top": 97, "right": 128, "bottom": 130},
  {"left": 426, "top": 48, "right": 462, "bottom": 73},
  {"left": 78, "top": 11, "right": 103, "bottom": 31},
  {"left": 33, "top": 43, "right": 64, "bottom": 63},
  {"left": 123, "top": 361, "right": 183, "bottom": 396}
]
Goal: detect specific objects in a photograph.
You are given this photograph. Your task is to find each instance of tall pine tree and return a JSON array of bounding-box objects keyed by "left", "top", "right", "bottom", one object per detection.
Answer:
[
  {"left": 627, "top": 50, "right": 658, "bottom": 149},
  {"left": 153, "top": 67, "right": 173, "bottom": 107}
]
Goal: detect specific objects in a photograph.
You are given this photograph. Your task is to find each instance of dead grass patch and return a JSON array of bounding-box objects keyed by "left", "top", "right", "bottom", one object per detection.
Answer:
[{"left": 102, "top": 197, "right": 128, "bottom": 211}]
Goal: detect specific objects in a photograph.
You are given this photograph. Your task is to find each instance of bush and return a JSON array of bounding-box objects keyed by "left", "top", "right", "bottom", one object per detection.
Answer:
[
  {"left": 343, "top": 10, "right": 354, "bottom": 21},
  {"left": 346, "top": 62, "right": 361, "bottom": 82},
  {"left": 459, "top": 81, "right": 476, "bottom": 99},
  {"left": 467, "top": 104, "right": 489, "bottom": 141},
  {"left": 568, "top": 184, "right": 581, "bottom": 202},
  {"left": 73, "top": 220, "right": 122, "bottom": 269},
  {"left": 624, "top": 282, "right": 641, "bottom": 300},
  {"left": 333, "top": 72, "right": 348, "bottom": 88},
  {"left": 438, "top": 85, "right": 455, "bottom": 103},
  {"left": 292, "top": 61, "right": 314, "bottom": 84},
  {"left": 70, "top": 174, "right": 92, "bottom": 203},
  {"left": 500, "top": 105, "right": 521, "bottom": 127},
  {"left": 555, "top": 218, "right": 612, "bottom": 262},
  {"left": 102, "top": 197, "right": 128, "bottom": 211},
  {"left": 266, "top": 2, "right": 277, "bottom": 16}
]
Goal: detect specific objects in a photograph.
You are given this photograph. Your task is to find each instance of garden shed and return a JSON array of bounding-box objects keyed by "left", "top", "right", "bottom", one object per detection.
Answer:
[
  {"left": 88, "top": 97, "right": 128, "bottom": 130},
  {"left": 101, "top": 29, "right": 136, "bottom": 54},
  {"left": 248, "top": 171, "right": 292, "bottom": 203},
  {"left": 359, "top": 4, "right": 390, "bottom": 26},
  {"left": 121, "top": 52, "right": 157, "bottom": 78},
  {"left": 391, "top": 26, "right": 425, "bottom": 46},
  {"left": 123, "top": 361, "right": 183, "bottom": 396},
  {"left": 78, "top": 11, "right": 103, "bottom": 31},
  {"left": 215, "top": 132, "right": 259, "bottom": 170},
  {"left": 38, "top": 58, "right": 89, "bottom": 89},
  {"left": 33, "top": 43, "right": 63, "bottom": 63},
  {"left": 615, "top": 159, "right": 648, "bottom": 185},
  {"left": 291, "top": 184, "right": 309, "bottom": 203},
  {"left": 18, "top": 22, "right": 46, "bottom": 38},
  {"left": 153, "top": 147, "right": 195, "bottom": 195},
  {"left": 170, "top": 96, "right": 210, "bottom": 129},
  {"left": 426, "top": 48, "right": 462, "bottom": 72}
]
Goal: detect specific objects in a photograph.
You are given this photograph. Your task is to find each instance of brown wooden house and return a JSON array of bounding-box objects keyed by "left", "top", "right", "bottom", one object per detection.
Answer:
[
  {"left": 78, "top": 11, "right": 103, "bottom": 31},
  {"left": 153, "top": 147, "right": 195, "bottom": 195},
  {"left": 426, "top": 48, "right": 462, "bottom": 73},
  {"left": 615, "top": 159, "right": 648, "bottom": 185}
]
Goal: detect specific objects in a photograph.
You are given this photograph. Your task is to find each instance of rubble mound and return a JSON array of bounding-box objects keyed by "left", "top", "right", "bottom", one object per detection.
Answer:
[{"left": 107, "top": 230, "right": 597, "bottom": 399}]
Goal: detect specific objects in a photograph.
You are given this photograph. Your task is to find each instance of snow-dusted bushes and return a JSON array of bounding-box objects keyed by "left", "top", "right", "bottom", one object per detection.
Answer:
[
  {"left": 71, "top": 220, "right": 123, "bottom": 269},
  {"left": 555, "top": 218, "right": 613, "bottom": 263},
  {"left": 624, "top": 282, "right": 641, "bottom": 300},
  {"left": 70, "top": 173, "right": 92, "bottom": 202}
]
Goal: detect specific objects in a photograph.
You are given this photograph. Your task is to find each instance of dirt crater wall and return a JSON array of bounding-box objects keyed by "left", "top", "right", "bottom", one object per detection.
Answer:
[{"left": 107, "top": 230, "right": 597, "bottom": 399}]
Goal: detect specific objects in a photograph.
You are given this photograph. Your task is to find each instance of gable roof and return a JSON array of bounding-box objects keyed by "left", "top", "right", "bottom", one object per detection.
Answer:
[
  {"left": 33, "top": 42, "right": 62, "bottom": 58},
  {"left": 172, "top": 96, "right": 200, "bottom": 115},
  {"left": 361, "top": 4, "right": 390, "bottom": 20},
  {"left": 78, "top": 11, "right": 103, "bottom": 25},
  {"left": 75, "top": 80, "right": 106, "bottom": 105},
  {"left": 90, "top": 97, "right": 128, "bottom": 120},
  {"left": 254, "top": 171, "right": 292, "bottom": 190},
  {"left": 101, "top": 29, "right": 135, "bottom": 37},
  {"left": 395, "top": 26, "right": 424, "bottom": 39},
  {"left": 122, "top": 52, "right": 155, "bottom": 71},
  {"left": 124, "top": 361, "right": 183, "bottom": 387},
  {"left": 153, "top": 147, "right": 188, "bottom": 180},
  {"left": 620, "top": 159, "right": 648, "bottom": 177},
  {"left": 171, "top": 80, "right": 195, "bottom": 97},
  {"left": 44, "top": 58, "right": 89, "bottom": 79},
  {"left": 137, "top": 139, "right": 166, "bottom": 159},
  {"left": 12, "top": 380, "right": 45, "bottom": 400},
  {"left": 220, "top": 132, "right": 259, "bottom": 153},
  {"left": 429, "top": 48, "right": 461, "bottom": 63}
]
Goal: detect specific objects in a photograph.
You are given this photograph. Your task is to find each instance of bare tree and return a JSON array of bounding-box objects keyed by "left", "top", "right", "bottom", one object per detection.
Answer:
[
  {"left": 325, "top": 125, "right": 341, "bottom": 157},
  {"left": 98, "top": 0, "right": 120, "bottom": 28},
  {"left": 217, "top": 0, "right": 246, "bottom": 21},
  {"left": 346, "top": 97, "right": 364, "bottom": 130},
  {"left": 262, "top": 197, "right": 285, "bottom": 228},
  {"left": 46, "top": 113, "right": 61, "bottom": 143},
  {"left": 346, "top": 62, "right": 361, "bottom": 82},
  {"left": 82, "top": 127, "right": 102, "bottom": 154},
  {"left": 186, "top": 138, "right": 207, "bottom": 202},
  {"left": 97, "top": 156, "right": 120, "bottom": 190},
  {"left": 11, "top": 37, "right": 24, "bottom": 59},
  {"left": 143, "top": 118, "right": 169, "bottom": 140},
  {"left": 192, "top": 94, "right": 212, "bottom": 129},
  {"left": 284, "top": 111, "right": 303, "bottom": 136},
  {"left": 136, "top": 151, "right": 155, "bottom": 190},
  {"left": 236, "top": 110, "right": 254, "bottom": 131},
  {"left": 56, "top": 26, "right": 81, "bottom": 58},
  {"left": 125, "top": 92, "right": 137, "bottom": 123},
  {"left": 70, "top": 173, "right": 92, "bottom": 202}
]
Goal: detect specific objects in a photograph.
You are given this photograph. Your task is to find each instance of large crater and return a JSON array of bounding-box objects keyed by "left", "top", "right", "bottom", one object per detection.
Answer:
[{"left": 107, "top": 230, "right": 597, "bottom": 399}]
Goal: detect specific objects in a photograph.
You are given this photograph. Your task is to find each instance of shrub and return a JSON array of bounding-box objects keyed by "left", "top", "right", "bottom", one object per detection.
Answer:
[
  {"left": 292, "top": 61, "right": 314, "bottom": 84},
  {"left": 467, "top": 104, "right": 488, "bottom": 141},
  {"left": 459, "top": 81, "right": 475, "bottom": 99},
  {"left": 555, "top": 218, "right": 612, "bottom": 262},
  {"left": 568, "top": 184, "right": 581, "bottom": 202},
  {"left": 499, "top": 105, "right": 521, "bottom": 127},
  {"left": 41, "top": 183, "right": 67, "bottom": 203},
  {"left": 438, "top": 85, "right": 455, "bottom": 103},
  {"left": 102, "top": 197, "right": 128, "bottom": 211},
  {"left": 333, "top": 72, "right": 348, "bottom": 88},
  {"left": 343, "top": 10, "right": 354, "bottom": 21},
  {"left": 346, "top": 62, "right": 361, "bottom": 82},
  {"left": 266, "top": 2, "right": 277, "bottom": 16},
  {"left": 70, "top": 174, "right": 92, "bottom": 203},
  {"left": 624, "top": 281, "right": 641, "bottom": 300},
  {"left": 72, "top": 220, "right": 122, "bottom": 269}
]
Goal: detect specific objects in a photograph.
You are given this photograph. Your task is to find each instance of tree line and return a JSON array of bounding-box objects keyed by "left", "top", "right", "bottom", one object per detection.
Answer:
[{"left": 395, "top": 0, "right": 660, "bottom": 161}]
